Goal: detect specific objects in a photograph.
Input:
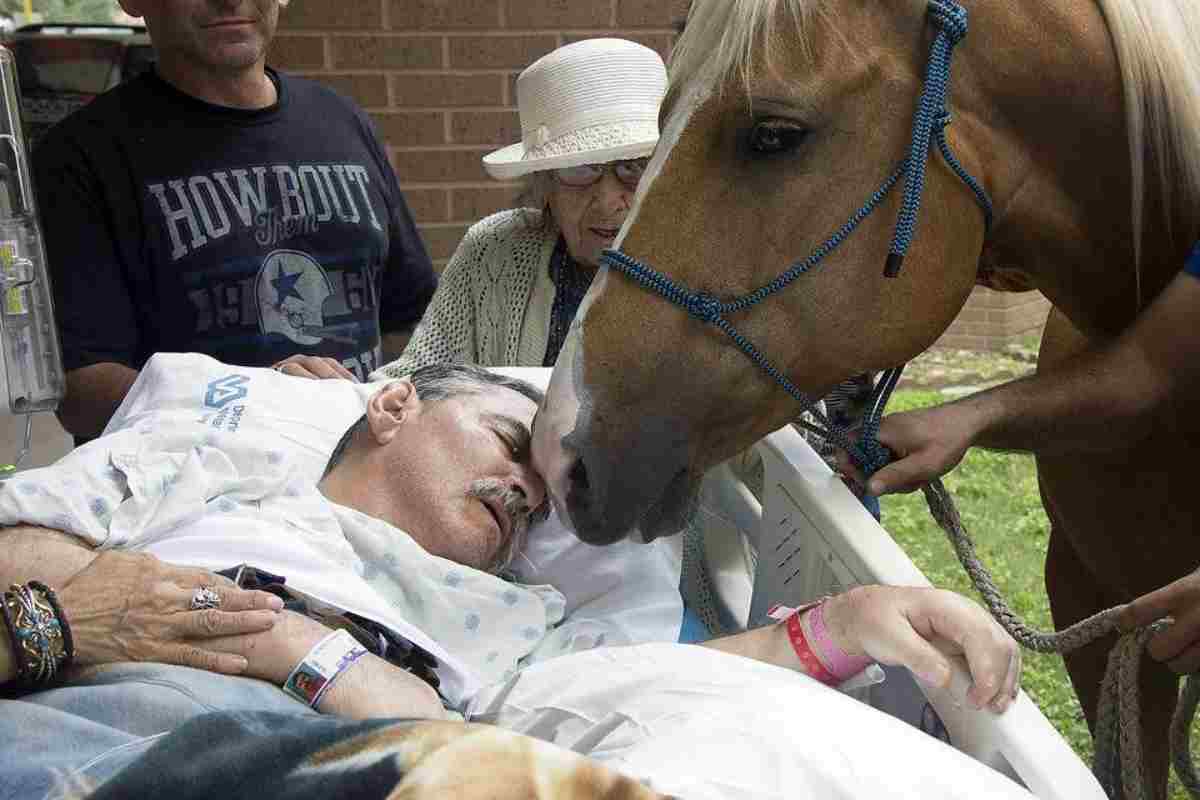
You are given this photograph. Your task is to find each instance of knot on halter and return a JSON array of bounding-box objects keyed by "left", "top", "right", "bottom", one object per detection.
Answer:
[
  {"left": 686, "top": 292, "right": 723, "bottom": 324},
  {"left": 929, "top": 0, "right": 969, "bottom": 43},
  {"left": 854, "top": 436, "right": 893, "bottom": 478}
]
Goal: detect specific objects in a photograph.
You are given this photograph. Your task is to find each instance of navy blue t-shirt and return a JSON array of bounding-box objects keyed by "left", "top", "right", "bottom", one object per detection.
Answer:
[
  {"left": 34, "top": 68, "right": 436, "bottom": 381},
  {"left": 1185, "top": 241, "right": 1200, "bottom": 279}
]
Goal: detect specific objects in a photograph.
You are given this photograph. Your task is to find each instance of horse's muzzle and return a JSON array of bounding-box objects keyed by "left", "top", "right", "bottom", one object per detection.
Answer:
[{"left": 555, "top": 448, "right": 696, "bottom": 545}]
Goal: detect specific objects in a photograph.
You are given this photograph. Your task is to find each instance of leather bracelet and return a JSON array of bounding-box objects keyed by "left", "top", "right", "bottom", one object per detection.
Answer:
[{"left": 1, "top": 581, "right": 74, "bottom": 687}]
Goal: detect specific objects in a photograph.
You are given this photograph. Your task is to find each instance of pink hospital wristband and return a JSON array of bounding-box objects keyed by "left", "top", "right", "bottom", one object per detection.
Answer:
[{"left": 802, "top": 601, "right": 875, "bottom": 681}]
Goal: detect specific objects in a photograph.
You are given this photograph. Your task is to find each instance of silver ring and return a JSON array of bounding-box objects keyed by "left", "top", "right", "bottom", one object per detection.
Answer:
[{"left": 189, "top": 586, "right": 222, "bottom": 611}]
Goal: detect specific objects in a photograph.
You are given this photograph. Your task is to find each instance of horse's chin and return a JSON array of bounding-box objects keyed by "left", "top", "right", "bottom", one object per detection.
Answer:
[{"left": 575, "top": 469, "right": 700, "bottom": 546}]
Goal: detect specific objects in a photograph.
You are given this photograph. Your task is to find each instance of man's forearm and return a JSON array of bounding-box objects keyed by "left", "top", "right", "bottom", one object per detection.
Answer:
[
  {"left": 955, "top": 343, "right": 1161, "bottom": 456},
  {"left": 959, "top": 274, "right": 1199, "bottom": 456},
  {"left": 319, "top": 653, "right": 448, "bottom": 720},
  {"left": 700, "top": 621, "right": 805, "bottom": 672},
  {"left": 0, "top": 525, "right": 97, "bottom": 590},
  {"left": 0, "top": 526, "right": 97, "bottom": 684},
  {"left": 57, "top": 362, "right": 139, "bottom": 439}
]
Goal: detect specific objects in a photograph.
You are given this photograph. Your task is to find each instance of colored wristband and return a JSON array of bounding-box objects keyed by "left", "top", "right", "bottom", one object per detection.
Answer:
[
  {"left": 768, "top": 598, "right": 874, "bottom": 686},
  {"left": 802, "top": 600, "right": 875, "bottom": 681},
  {"left": 282, "top": 629, "right": 368, "bottom": 709}
]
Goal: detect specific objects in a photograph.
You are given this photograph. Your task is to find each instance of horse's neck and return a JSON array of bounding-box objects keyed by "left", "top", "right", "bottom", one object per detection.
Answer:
[{"left": 968, "top": 0, "right": 1186, "bottom": 339}]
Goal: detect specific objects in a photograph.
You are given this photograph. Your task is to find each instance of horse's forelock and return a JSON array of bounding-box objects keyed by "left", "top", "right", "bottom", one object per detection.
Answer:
[{"left": 669, "top": 0, "right": 820, "bottom": 95}]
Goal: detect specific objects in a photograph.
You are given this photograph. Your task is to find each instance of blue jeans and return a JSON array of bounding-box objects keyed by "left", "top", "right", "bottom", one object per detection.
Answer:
[{"left": 0, "top": 663, "right": 316, "bottom": 800}]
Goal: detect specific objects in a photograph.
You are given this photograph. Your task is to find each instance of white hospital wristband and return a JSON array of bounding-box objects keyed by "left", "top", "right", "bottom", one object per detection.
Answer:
[{"left": 282, "top": 629, "right": 368, "bottom": 709}]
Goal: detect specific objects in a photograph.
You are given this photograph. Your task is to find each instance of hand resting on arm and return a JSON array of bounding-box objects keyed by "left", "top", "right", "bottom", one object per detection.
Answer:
[
  {"left": 1, "top": 525, "right": 445, "bottom": 720},
  {"left": 204, "top": 611, "right": 448, "bottom": 720},
  {"left": 703, "top": 585, "right": 1021, "bottom": 714},
  {"left": 0, "top": 526, "right": 283, "bottom": 685}
]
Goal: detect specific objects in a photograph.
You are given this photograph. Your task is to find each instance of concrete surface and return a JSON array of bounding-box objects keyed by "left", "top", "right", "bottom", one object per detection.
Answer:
[{"left": 1, "top": 409, "right": 72, "bottom": 472}]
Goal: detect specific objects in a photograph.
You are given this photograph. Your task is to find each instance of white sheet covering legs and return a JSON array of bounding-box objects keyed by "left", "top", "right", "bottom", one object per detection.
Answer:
[{"left": 468, "top": 643, "right": 1035, "bottom": 800}]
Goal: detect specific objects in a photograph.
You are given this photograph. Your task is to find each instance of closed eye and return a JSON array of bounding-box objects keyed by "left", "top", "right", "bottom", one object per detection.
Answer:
[
  {"left": 484, "top": 413, "right": 531, "bottom": 462},
  {"left": 748, "top": 119, "right": 810, "bottom": 156}
]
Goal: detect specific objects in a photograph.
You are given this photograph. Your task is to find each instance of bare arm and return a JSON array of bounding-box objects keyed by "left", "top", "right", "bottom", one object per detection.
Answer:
[
  {"left": 56, "top": 362, "right": 139, "bottom": 439},
  {"left": 205, "top": 611, "right": 447, "bottom": 720},
  {"left": 701, "top": 586, "right": 1022, "bottom": 713},
  {"left": 861, "top": 272, "right": 1200, "bottom": 494},
  {"left": 0, "top": 525, "right": 96, "bottom": 684},
  {"left": 0, "top": 525, "right": 98, "bottom": 588}
]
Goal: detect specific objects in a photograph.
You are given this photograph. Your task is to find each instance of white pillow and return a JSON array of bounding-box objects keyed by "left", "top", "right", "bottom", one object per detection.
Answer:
[{"left": 107, "top": 354, "right": 682, "bottom": 637}]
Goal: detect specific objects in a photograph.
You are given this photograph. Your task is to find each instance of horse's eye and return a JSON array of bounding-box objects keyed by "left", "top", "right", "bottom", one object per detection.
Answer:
[{"left": 749, "top": 120, "right": 809, "bottom": 155}]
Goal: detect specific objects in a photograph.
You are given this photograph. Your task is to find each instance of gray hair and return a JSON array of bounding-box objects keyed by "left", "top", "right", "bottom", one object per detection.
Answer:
[
  {"left": 322, "top": 363, "right": 544, "bottom": 479},
  {"left": 515, "top": 171, "right": 558, "bottom": 232}
]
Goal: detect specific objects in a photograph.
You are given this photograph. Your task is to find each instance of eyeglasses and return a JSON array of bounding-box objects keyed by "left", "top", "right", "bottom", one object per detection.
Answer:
[{"left": 552, "top": 158, "right": 650, "bottom": 189}]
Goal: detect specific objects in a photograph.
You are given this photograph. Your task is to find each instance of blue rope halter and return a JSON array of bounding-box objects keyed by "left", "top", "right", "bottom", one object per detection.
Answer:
[{"left": 601, "top": 0, "right": 993, "bottom": 478}]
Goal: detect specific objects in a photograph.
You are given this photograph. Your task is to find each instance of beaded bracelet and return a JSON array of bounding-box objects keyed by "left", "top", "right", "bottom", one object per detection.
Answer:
[{"left": 1, "top": 581, "right": 74, "bottom": 687}]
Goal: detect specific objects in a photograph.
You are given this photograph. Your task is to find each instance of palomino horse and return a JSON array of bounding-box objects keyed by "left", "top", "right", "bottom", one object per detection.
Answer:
[{"left": 532, "top": 0, "right": 1200, "bottom": 794}]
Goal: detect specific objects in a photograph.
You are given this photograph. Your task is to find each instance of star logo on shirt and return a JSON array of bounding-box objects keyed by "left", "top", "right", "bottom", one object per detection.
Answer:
[{"left": 271, "top": 263, "right": 305, "bottom": 309}]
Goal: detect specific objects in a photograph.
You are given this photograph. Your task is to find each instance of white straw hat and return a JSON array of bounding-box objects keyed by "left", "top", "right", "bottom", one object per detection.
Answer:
[{"left": 483, "top": 38, "right": 668, "bottom": 180}]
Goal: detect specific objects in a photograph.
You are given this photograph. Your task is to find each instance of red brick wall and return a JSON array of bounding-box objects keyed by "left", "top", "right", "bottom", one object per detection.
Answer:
[
  {"left": 935, "top": 288, "right": 1051, "bottom": 352},
  {"left": 270, "top": 0, "right": 687, "bottom": 268},
  {"left": 269, "top": 0, "right": 1048, "bottom": 351}
]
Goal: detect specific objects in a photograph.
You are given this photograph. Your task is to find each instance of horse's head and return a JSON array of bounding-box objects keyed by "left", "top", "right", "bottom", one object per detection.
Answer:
[{"left": 530, "top": 0, "right": 1064, "bottom": 543}]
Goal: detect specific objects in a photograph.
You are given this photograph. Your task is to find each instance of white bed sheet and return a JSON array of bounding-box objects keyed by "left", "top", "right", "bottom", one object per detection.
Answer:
[{"left": 469, "top": 643, "right": 1035, "bottom": 800}]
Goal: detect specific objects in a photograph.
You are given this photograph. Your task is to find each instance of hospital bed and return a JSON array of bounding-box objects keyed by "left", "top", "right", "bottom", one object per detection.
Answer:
[{"left": 686, "top": 427, "right": 1107, "bottom": 799}]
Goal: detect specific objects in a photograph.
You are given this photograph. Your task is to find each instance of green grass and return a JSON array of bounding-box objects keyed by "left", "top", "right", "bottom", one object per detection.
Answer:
[
  {"left": 883, "top": 390, "right": 1198, "bottom": 798},
  {"left": 884, "top": 389, "right": 1199, "bottom": 799},
  {"left": 879, "top": 391, "right": 1100, "bottom": 777}
]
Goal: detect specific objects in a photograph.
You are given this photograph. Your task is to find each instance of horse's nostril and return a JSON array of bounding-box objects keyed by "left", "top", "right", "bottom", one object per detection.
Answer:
[{"left": 567, "top": 457, "right": 590, "bottom": 493}]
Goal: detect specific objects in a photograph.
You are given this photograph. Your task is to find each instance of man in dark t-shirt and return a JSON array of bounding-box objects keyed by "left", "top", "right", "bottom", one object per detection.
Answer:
[{"left": 36, "top": 0, "right": 436, "bottom": 440}]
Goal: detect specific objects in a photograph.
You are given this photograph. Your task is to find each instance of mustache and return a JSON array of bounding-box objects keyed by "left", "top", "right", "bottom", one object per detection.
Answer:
[{"left": 467, "top": 478, "right": 549, "bottom": 570}]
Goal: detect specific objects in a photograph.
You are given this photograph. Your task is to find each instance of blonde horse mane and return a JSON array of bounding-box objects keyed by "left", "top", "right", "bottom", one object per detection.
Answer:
[
  {"left": 669, "top": 0, "right": 818, "bottom": 93},
  {"left": 1093, "top": 0, "right": 1200, "bottom": 304},
  {"left": 670, "top": 0, "right": 1200, "bottom": 306}
]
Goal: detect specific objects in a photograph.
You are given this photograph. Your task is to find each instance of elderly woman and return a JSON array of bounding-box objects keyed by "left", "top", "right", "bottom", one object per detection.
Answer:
[{"left": 371, "top": 38, "right": 666, "bottom": 377}]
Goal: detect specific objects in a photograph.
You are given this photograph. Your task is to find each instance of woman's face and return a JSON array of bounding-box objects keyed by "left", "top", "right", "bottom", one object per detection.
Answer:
[{"left": 546, "top": 159, "right": 647, "bottom": 267}]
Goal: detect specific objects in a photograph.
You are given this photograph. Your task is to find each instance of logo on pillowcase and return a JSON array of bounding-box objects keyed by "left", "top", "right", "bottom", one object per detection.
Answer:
[{"left": 204, "top": 374, "right": 251, "bottom": 409}]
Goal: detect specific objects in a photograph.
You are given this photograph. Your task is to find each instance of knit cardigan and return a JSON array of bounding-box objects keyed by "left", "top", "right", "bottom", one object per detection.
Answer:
[{"left": 372, "top": 209, "right": 559, "bottom": 379}]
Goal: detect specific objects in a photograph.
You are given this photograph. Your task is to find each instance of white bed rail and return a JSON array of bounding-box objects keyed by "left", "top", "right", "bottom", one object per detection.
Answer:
[{"left": 693, "top": 425, "right": 1106, "bottom": 800}]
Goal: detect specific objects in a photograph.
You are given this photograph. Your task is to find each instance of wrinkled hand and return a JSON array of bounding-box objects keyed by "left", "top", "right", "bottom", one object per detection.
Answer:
[
  {"left": 822, "top": 585, "right": 1022, "bottom": 713},
  {"left": 835, "top": 404, "right": 978, "bottom": 496},
  {"left": 58, "top": 551, "right": 283, "bottom": 675},
  {"left": 1118, "top": 570, "right": 1200, "bottom": 673},
  {"left": 272, "top": 355, "right": 358, "bottom": 382}
]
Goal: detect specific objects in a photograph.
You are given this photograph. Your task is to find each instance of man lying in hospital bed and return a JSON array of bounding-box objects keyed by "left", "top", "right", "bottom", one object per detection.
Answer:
[{"left": 0, "top": 354, "right": 1031, "bottom": 799}]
